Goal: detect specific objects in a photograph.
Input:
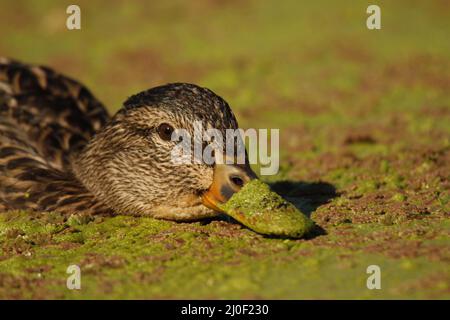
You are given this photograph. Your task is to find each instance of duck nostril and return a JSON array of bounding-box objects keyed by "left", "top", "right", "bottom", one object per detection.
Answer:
[{"left": 230, "top": 175, "right": 244, "bottom": 188}]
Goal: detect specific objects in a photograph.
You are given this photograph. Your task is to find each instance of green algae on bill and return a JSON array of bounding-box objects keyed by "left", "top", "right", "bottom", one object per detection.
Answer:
[{"left": 219, "top": 180, "right": 315, "bottom": 238}]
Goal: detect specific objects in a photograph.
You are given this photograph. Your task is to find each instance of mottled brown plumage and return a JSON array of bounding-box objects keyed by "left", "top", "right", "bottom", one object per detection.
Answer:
[{"left": 0, "top": 57, "right": 252, "bottom": 220}]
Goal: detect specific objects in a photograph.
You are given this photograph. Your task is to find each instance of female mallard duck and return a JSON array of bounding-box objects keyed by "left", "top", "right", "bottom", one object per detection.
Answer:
[{"left": 0, "top": 57, "right": 255, "bottom": 221}]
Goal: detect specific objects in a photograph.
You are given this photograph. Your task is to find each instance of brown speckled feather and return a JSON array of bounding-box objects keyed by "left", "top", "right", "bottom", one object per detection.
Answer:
[{"left": 0, "top": 57, "right": 110, "bottom": 215}]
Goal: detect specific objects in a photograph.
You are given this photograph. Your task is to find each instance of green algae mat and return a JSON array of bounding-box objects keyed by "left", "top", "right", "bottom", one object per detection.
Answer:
[{"left": 1, "top": 0, "right": 450, "bottom": 299}]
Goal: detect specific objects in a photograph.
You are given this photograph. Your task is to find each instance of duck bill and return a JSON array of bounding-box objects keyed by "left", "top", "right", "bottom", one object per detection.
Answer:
[{"left": 202, "top": 163, "right": 256, "bottom": 213}]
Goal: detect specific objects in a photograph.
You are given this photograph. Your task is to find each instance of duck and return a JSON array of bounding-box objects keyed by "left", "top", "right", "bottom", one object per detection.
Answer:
[{"left": 0, "top": 57, "right": 256, "bottom": 221}]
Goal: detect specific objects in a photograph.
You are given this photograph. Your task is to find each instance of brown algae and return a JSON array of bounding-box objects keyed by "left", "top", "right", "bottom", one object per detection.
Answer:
[{"left": 219, "top": 180, "right": 315, "bottom": 238}]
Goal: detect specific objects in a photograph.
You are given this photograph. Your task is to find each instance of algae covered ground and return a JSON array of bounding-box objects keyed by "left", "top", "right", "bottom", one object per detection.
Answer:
[{"left": 0, "top": 0, "right": 449, "bottom": 299}]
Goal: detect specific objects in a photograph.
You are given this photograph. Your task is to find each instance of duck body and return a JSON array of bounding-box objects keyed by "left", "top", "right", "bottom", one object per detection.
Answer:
[
  {"left": 0, "top": 58, "right": 255, "bottom": 220},
  {"left": 0, "top": 57, "right": 110, "bottom": 215}
]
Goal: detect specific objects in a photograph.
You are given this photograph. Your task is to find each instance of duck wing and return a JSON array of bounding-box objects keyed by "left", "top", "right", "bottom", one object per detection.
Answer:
[
  {"left": 0, "top": 57, "right": 110, "bottom": 214},
  {"left": 0, "top": 57, "right": 110, "bottom": 170}
]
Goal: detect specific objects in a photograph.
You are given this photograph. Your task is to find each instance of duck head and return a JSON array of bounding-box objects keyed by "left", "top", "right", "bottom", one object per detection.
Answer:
[{"left": 72, "top": 83, "right": 256, "bottom": 220}]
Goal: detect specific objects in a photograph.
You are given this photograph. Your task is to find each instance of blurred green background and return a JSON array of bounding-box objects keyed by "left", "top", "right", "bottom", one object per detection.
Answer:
[{"left": 0, "top": 0, "right": 449, "bottom": 299}]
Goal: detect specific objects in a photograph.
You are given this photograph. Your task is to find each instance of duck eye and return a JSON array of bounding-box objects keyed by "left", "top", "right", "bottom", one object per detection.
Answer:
[{"left": 157, "top": 123, "right": 174, "bottom": 141}]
